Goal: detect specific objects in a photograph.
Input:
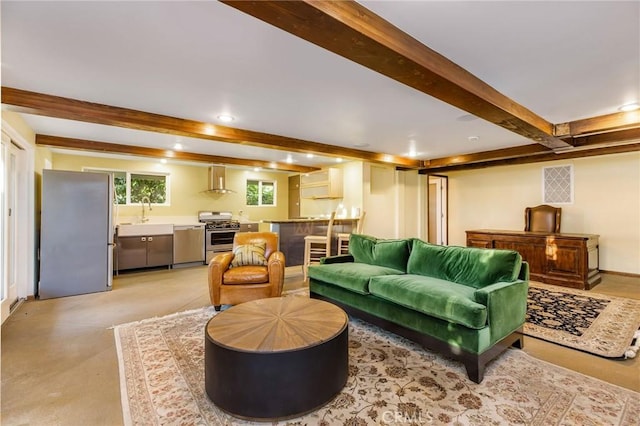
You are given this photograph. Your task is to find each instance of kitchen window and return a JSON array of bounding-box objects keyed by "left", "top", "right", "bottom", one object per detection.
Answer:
[
  {"left": 246, "top": 179, "right": 275, "bottom": 206},
  {"left": 84, "top": 168, "right": 170, "bottom": 205}
]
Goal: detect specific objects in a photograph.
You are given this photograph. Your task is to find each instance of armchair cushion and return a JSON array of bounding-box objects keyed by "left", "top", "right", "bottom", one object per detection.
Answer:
[
  {"left": 230, "top": 243, "right": 268, "bottom": 267},
  {"left": 223, "top": 265, "right": 269, "bottom": 285}
]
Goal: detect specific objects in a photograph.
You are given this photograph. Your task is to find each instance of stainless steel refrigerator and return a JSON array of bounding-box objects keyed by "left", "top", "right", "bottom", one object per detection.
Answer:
[{"left": 39, "top": 169, "right": 114, "bottom": 299}]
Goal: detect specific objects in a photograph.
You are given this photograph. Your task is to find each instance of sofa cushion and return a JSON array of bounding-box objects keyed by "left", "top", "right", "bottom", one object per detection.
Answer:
[
  {"left": 308, "top": 262, "right": 405, "bottom": 295},
  {"left": 407, "top": 239, "right": 522, "bottom": 289},
  {"left": 349, "top": 234, "right": 411, "bottom": 272},
  {"left": 369, "top": 275, "right": 488, "bottom": 329}
]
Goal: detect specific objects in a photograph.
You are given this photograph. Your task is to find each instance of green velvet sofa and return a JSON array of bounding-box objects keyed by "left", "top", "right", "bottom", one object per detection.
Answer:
[{"left": 308, "top": 234, "right": 529, "bottom": 383}]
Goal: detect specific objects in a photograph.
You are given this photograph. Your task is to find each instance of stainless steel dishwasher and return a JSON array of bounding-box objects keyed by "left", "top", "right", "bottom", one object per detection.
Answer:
[{"left": 173, "top": 225, "right": 205, "bottom": 265}]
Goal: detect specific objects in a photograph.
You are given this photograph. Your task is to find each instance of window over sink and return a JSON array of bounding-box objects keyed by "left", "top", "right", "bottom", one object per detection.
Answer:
[{"left": 84, "top": 168, "right": 170, "bottom": 205}]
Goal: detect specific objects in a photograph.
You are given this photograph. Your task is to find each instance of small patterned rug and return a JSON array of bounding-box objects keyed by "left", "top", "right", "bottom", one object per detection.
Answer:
[
  {"left": 114, "top": 306, "right": 639, "bottom": 425},
  {"left": 525, "top": 282, "right": 640, "bottom": 358}
]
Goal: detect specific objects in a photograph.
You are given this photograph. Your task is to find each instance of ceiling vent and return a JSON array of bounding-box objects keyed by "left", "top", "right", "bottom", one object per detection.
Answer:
[{"left": 207, "top": 166, "right": 235, "bottom": 193}]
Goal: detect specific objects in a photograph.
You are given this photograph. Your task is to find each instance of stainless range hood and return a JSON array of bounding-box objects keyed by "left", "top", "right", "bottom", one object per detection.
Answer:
[{"left": 207, "top": 166, "right": 235, "bottom": 193}]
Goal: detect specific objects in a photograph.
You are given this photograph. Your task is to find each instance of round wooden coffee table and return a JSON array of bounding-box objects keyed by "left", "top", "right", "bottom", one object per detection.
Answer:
[{"left": 204, "top": 297, "right": 349, "bottom": 421}]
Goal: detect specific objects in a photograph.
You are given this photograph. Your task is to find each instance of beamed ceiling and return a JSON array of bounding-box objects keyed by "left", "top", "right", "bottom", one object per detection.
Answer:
[{"left": 1, "top": 1, "right": 639, "bottom": 173}]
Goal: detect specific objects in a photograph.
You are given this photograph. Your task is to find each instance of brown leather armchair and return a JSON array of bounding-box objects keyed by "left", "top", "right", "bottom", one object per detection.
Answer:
[
  {"left": 208, "top": 232, "right": 285, "bottom": 311},
  {"left": 524, "top": 204, "right": 562, "bottom": 233}
]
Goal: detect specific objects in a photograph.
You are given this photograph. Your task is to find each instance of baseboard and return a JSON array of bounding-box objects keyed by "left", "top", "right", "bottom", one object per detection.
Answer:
[{"left": 600, "top": 270, "right": 640, "bottom": 278}]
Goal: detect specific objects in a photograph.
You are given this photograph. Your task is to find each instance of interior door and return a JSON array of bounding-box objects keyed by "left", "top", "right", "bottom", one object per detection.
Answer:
[{"left": 1, "top": 133, "right": 19, "bottom": 323}]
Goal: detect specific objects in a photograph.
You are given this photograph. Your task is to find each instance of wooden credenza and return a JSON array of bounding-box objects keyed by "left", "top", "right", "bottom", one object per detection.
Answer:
[{"left": 466, "top": 230, "right": 601, "bottom": 290}]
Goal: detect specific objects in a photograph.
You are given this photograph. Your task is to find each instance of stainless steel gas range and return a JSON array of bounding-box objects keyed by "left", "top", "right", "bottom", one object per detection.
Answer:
[{"left": 198, "top": 211, "right": 240, "bottom": 263}]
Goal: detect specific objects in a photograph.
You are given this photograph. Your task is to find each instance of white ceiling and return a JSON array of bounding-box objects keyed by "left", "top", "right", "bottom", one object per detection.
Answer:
[{"left": 2, "top": 1, "right": 639, "bottom": 168}]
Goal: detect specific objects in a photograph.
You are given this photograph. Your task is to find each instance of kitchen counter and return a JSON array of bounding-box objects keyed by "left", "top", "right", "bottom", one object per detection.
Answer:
[
  {"left": 263, "top": 218, "right": 359, "bottom": 224},
  {"left": 267, "top": 218, "right": 358, "bottom": 267}
]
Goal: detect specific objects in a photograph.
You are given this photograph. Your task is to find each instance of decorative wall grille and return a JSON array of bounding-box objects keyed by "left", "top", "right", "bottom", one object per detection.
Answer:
[{"left": 543, "top": 165, "right": 573, "bottom": 204}]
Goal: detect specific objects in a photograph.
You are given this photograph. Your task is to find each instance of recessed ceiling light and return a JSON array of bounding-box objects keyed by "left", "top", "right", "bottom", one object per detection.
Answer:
[
  {"left": 468, "top": 136, "right": 479, "bottom": 143},
  {"left": 285, "top": 154, "right": 293, "bottom": 164},
  {"left": 336, "top": 158, "right": 343, "bottom": 163},
  {"left": 619, "top": 102, "right": 640, "bottom": 112},
  {"left": 253, "top": 167, "right": 260, "bottom": 172},
  {"left": 173, "top": 143, "right": 183, "bottom": 150},
  {"left": 217, "top": 114, "right": 235, "bottom": 123},
  {"left": 407, "top": 150, "right": 418, "bottom": 158},
  {"left": 160, "top": 159, "right": 168, "bottom": 164},
  {"left": 306, "top": 153, "right": 314, "bottom": 158}
]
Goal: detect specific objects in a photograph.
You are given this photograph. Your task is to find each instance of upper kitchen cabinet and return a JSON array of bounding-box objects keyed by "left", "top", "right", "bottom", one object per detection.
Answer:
[{"left": 300, "top": 168, "right": 343, "bottom": 199}]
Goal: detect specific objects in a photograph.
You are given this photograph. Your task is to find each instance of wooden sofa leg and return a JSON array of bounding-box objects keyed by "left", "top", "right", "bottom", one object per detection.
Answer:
[
  {"left": 511, "top": 336, "right": 524, "bottom": 349},
  {"left": 465, "top": 359, "right": 485, "bottom": 384}
]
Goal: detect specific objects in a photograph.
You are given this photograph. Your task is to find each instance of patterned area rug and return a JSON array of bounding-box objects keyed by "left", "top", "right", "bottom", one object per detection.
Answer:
[
  {"left": 525, "top": 282, "right": 640, "bottom": 358},
  {"left": 114, "top": 306, "right": 639, "bottom": 425}
]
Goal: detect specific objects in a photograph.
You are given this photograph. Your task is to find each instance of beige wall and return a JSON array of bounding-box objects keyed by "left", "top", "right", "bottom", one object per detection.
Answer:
[
  {"left": 2, "top": 111, "right": 36, "bottom": 148},
  {"left": 363, "top": 163, "right": 397, "bottom": 239},
  {"left": 447, "top": 152, "right": 640, "bottom": 274},
  {"left": 51, "top": 153, "right": 290, "bottom": 223},
  {"left": 397, "top": 169, "right": 427, "bottom": 240}
]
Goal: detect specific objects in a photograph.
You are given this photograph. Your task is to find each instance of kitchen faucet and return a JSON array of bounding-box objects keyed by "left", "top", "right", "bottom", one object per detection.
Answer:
[{"left": 141, "top": 196, "right": 152, "bottom": 223}]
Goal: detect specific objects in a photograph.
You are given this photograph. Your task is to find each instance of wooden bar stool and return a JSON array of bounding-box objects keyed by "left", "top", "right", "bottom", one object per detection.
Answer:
[
  {"left": 303, "top": 211, "right": 336, "bottom": 281},
  {"left": 337, "top": 211, "right": 366, "bottom": 255}
]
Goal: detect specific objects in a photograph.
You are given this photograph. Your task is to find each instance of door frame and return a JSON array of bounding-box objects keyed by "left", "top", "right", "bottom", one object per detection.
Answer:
[
  {"left": 1, "top": 120, "right": 35, "bottom": 323},
  {"left": 427, "top": 174, "right": 448, "bottom": 245}
]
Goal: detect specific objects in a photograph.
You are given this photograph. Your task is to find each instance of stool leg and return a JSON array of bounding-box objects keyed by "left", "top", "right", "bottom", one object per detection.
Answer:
[{"left": 303, "top": 239, "right": 311, "bottom": 281}]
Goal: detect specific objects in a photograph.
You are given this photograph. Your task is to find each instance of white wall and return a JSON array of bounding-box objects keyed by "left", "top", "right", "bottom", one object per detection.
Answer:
[{"left": 447, "top": 152, "right": 640, "bottom": 274}]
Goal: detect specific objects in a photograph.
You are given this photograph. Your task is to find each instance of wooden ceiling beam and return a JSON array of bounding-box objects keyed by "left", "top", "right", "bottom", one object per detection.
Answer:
[
  {"left": 2, "top": 87, "right": 421, "bottom": 168},
  {"left": 555, "top": 110, "right": 640, "bottom": 137},
  {"left": 36, "top": 135, "right": 320, "bottom": 173},
  {"left": 420, "top": 141, "right": 640, "bottom": 174},
  {"left": 424, "top": 128, "right": 640, "bottom": 172},
  {"left": 424, "top": 144, "right": 551, "bottom": 168},
  {"left": 568, "top": 127, "right": 640, "bottom": 147},
  {"left": 221, "top": 0, "right": 571, "bottom": 150}
]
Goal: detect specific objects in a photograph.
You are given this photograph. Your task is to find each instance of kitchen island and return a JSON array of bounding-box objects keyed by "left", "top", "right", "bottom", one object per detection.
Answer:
[{"left": 265, "top": 218, "right": 359, "bottom": 267}]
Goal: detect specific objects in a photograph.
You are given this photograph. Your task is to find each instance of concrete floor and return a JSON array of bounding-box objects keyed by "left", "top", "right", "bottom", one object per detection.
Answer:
[{"left": 1, "top": 267, "right": 638, "bottom": 425}]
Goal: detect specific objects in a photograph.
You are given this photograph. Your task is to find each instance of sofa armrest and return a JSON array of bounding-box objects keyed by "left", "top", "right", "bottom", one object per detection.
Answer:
[
  {"left": 207, "top": 252, "right": 234, "bottom": 305},
  {"left": 518, "top": 261, "right": 530, "bottom": 281},
  {"left": 267, "top": 251, "right": 286, "bottom": 297},
  {"left": 474, "top": 280, "right": 528, "bottom": 343},
  {"left": 320, "top": 254, "right": 354, "bottom": 264}
]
